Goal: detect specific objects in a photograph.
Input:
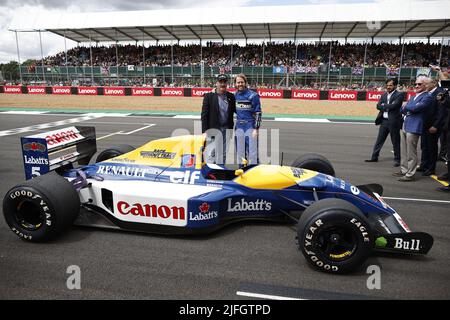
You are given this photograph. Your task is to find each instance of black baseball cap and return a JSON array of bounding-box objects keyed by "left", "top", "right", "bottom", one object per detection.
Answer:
[{"left": 217, "top": 74, "right": 229, "bottom": 82}]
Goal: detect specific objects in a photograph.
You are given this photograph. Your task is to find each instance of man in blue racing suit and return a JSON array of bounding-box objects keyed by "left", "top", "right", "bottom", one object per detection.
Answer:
[{"left": 234, "top": 74, "right": 262, "bottom": 166}]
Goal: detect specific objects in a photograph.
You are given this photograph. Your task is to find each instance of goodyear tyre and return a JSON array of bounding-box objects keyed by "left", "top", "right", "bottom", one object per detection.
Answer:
[
  {"left": 291, "top": 153, "right": 335, "bottom": 177},
  {"left": 297, "top": 198, "right": 373, "bottom": 274},
  {"left": 3, "top": 173, "right": 80, "bottom": 242},
  {"left": 96, "top": 144, "right": 135, "bottom": 163}
]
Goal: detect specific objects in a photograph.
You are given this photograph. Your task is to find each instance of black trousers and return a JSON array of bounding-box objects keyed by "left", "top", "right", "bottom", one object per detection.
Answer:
[
  {"left": 421, "top": 130, "right": 440, "bottom": 172},
  {"left": 447, "top": 129, "right": 450, "bottom": 176},
  {"left": 439, "top": 130, "right": 447, "bottom": 158},
  {"left": 371, "top": 119, "right": 401, "bottom": 162}
]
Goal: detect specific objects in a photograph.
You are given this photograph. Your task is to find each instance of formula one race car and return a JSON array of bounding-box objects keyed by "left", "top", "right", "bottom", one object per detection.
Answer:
[{"left": 2, "top": 126, "right": 434, "bottom": 274}]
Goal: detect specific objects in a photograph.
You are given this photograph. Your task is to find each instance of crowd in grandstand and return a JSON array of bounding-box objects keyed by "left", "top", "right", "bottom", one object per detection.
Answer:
[{"left": 39, "top": 41, "right": 449, "bottom": 69}]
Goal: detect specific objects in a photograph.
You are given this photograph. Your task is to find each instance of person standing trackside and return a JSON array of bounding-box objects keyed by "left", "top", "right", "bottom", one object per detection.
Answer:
[
  {"left": 393, "top": 76, "right": 433, "bottom": 181},
  {"left": 201, "top": 74, "right": 236, "bottom": 164},
  {"left": 365, "top": 78, "right": 404, "bottom": 166},
  {"left": 234, "top": 74, "right": 262, "bottom": 166},
  {"left": 418, "top": 78, "right": 446, "bottom": 176}
]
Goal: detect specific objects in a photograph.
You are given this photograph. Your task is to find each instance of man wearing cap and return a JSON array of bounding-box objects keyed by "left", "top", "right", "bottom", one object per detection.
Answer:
[
  {"left": 201, "top": 74, "right": 236, "bottom": 164},
  {"left": 234, "top": 74, "right": 262, "bottom": 166}
]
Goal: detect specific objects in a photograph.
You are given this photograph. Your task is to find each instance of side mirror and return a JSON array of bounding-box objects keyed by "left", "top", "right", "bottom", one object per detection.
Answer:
[{"left": 235, "top": 169, "right": 244, "bottom": 177}]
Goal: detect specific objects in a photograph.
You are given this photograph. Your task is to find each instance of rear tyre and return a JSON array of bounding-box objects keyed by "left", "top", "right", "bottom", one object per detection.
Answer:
[
  {"left": 297, "top": 198, "right": 373, "bottom": 274},
  {"left": 96, "top": 144, "right": 135, "bottom": 162},
  {"left": 3, "top": 173, "right": 80, "bottom": 242},
  {"left": 291, "top": 153, "right": 335, "bottom": 177}
]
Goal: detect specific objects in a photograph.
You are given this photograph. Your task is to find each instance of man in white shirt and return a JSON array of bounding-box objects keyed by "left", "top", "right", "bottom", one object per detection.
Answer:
[{"left": 366, "top": 78, "right": 405, "bottom": 166}]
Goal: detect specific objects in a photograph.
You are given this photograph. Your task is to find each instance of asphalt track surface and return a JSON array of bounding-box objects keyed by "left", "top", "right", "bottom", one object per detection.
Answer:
[{"left": 0, "top": 112, "right": 449, "bottom": 300}]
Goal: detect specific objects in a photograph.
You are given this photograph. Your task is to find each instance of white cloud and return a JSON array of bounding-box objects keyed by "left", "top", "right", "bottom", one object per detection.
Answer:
[{"left": 0, "top": 0, "right": 251, "bottom": 63}]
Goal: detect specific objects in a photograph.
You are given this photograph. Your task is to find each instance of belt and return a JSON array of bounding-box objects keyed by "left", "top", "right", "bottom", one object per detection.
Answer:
[{"left": 236, "top": 120, "right": 255, "bottom": 124}]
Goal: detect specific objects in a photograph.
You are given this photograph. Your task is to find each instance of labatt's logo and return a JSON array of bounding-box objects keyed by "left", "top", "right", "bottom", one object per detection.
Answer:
[
  {"left": 190, "top": 202, "right": 218, "bottom": 221},
  {"left": 117, "top": 200, "right": 186, "bottom": 220},
  {"left": 227, "top": 198, "right": 272, "bottom": 213},
  {"left": 24, "top": 155, "right": 48, "bottom": 165}
]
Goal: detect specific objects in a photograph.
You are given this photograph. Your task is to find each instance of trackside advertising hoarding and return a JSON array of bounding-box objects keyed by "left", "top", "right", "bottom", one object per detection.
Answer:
[
  {"left": 52, "top": 86, "right": 71, "bottom": 95},
  {"left": 0, "top": 86, "right": 417, "bottom": 102},
  {"left": 3, "top": 85, "right": 22, "bottom": 94},
  {"left": 191, "top": 88, "right": 213, "bottom": 97},
  {"left": 131, "top": 87, "right": 154, "bottom": 96},
  {"left": 103, "top": 87, "right": 125, "bottom": 96},
  {"left": 328, "top": 90, "right": 358, "bottom": 101},
  {"left": 27, "top": 86, "right": 46, "bottom": 94},
  {"left": 257, "top": 89, "right": 283, "bottom": 99},
  {"left": 161, "top": 88, "right": 184, "bottom": 97},
  {"left": 77, "top": 87, "right": 98, "bottom": 95},
  {"left": 366, "top": 91, "right": 383, "bottom": 102},
  {"left": 291, "top": 90, "right": 320, "bottom": 100}
]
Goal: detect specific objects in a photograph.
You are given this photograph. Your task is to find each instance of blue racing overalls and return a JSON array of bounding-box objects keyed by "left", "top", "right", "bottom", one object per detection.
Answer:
[{"left": 234, "top": 89, "right": 262, "bottom": 165}]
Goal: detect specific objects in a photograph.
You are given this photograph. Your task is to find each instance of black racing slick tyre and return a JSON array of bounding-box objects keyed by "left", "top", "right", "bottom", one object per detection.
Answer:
[
  {"left": 3, "top": 173, "right": 80, "bottom": 242},
  {"left": 291, "top": 153, "right": 335, "bottom": 177},
  {"left": 297, "top": 198, "right": 373, "bottom": 274},
  {"left": 96, "top": 144, "right": 135, "bottom": 163}
]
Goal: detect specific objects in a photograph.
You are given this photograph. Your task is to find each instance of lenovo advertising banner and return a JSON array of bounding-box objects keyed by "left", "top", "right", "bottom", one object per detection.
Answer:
[
  {"left": 366, "top": 91, "right": 383, "bottom": 102},
  {"left": 406, "top": 91, "right": 416, "bottom": 101},
  {"left": 3, "top": 85, "right": 22, "bottom": 94},
  {"left": 52, "top": 86, "right": 72, "bottom": 95},
  {"left": 131, "top": 87, "right": 154, "bottom": 96},
  {"left": 291, "top": 90, "right": 320, "bottom": 100},
  {"left": 27, "top": 86, "right": 46, "bottom": 94},
  {"left": 161, "top": 88, "right": 184, "bottom": 97},
  {"left": 77, "top": 87, "right": 98, "bottom": 95},
  {"left": 328, "top": 90, "right": 358, "bottom": 101},
  {"left": 191, "top": 88, "right": 213, "bottom": 97},
  {"left": 257, "top": 89, "right": 283, "bottom": 99},
  {"left": 103, "top": 87, "right": 125, "bottom": 96}
]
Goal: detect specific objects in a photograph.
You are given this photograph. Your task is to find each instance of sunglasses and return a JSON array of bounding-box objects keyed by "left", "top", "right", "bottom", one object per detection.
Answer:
[{"left": 415, "top": 83, "right": 423, "bottom": 86}]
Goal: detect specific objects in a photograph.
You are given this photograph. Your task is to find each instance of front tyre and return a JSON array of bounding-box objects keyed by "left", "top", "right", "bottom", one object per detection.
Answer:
[
  {"left": 291, "top": 153, "right": 335, "bottom": 177},
  {"left": 3, "top": 173, "right": 80, "bottom": 242},
  {"left": 297, "top": 198, "right": 373, "bottom": 274},
  {"left": 96, "top": 145, "right": 135, "bottom": 163}
]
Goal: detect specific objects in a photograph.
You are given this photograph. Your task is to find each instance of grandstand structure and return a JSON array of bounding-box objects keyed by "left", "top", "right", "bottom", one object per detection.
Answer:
[{"left": 6, "top": 0, "right": 450, "bottom": 88}]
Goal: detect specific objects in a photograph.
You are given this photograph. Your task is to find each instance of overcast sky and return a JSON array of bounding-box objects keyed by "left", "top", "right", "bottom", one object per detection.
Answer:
[{"left": 0, "top": 0, "right": 383, "bottom": 63}]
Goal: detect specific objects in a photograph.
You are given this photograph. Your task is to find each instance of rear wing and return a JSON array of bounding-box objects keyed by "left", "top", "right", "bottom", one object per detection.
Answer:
[{"left": 21, "top": 126, "right": 96, "bottom": 180}]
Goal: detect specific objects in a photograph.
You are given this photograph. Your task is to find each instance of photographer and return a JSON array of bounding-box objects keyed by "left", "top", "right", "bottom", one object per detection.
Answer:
[
  {"left": 436, "top": 84, "right": 450, "bottom": 192},
  {"left": 419, "top": 78, "right": 446, "bottom": 176}
]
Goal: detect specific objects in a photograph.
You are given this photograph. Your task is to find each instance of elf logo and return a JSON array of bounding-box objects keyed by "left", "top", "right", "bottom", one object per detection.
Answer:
[{"left": 394, "top": 238, "right": 421, "bottom": 251}]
